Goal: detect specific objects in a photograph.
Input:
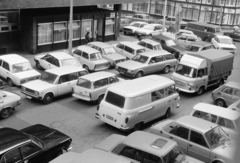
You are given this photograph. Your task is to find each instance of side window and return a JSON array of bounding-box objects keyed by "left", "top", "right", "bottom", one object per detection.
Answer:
[
  {"left": 117, "top": 43, "right": 124, "bottom": 49},
  {"left": 93, "top": 78, "right": 109, "bottom": 88},
  {"left": 170, "top": 125, "right": 189, "bottom": 140},
  {"left": 190, "top": 130, "right": 208, "bottom": 148},
  {"left": 187, "top": 37, "right": 196, "bottom": 42},
  {"left": 78, "top": 70, "right": 88, "bottom": 76},
  {"left": 177, "top": 36, "right": 187, "bottom": 41},
  {"left": 144, "top": 152, "right": 161, "bottom": 163},
  {"left": 74, "top": 49, "right": 82, "bottom": 56},
  {"left": 82, "top": 52, "right": 89, "bottom": 59},
  {"left": 2, "top": 61, "right": 9, "bottom": 71},
  {"left": 155, "top": 56, "right": 164, "bottom": 62},
  {"left": 197, "top": 68, "right": 206, "bottom": 77},
  {"left": 221, "top": 86, "right": 233, "bottom": 95},
  {"left": 58, "top": 74, "right": 70, "bottom": 84},
  {"left": 165, "top": 85, "right": 176, "bottom": 97},
  {"left": 0, "top": 59, "right": 2, "bottom": 66},
  {"left": 217, "top": 117, "right": 235, "bottom": 130},
  {"left": 119, "top": 146, "right": 143, "bottom": 162},
  {"left": 124, "top": 46, "right": 134, "bottom": 54},
  {"left": 138, "top": 41, "right": 147, "bottom": 47},
  {"left": 20, "top": 143, "right": 41, "bottom": 159},
  {"left": 1, "top": 148, "right": 21, "bottom": 163},
  {"left": 163, "top": 54, "right": 174, "bottom": 60},
  {"left": 138, "top": 15, "right": 143, "bottom": 19},
  {"left": 109, "top": 76, "right": 119, "bottom": 84},
  {"left": 151, "top": 89, "right": 164, "bottom": 101},
  {"left": 140, "top": 24, "right": 145, "bottom": 28},
  {"left": 160, "top": 40, "right": 166, "bottom": 45},
  {"left": 233, "top": 89, "right": 240, "bottom": 97},
  {"left": 68, "top": 72, "right": 79, "bottom": 81},
  {"left": 192, "top": 111, "right": 217, "bottom": 123},
  {"left": 146, "top": 43, "right": 153, "bottom": 50},
  {"left": 51, "top": 57, "right": 60, "bottom": 67}
]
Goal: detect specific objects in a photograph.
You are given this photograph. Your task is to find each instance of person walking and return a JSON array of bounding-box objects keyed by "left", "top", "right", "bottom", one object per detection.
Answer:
[{"left": 85, "top": 28, "right": 91, "bottom": 44}]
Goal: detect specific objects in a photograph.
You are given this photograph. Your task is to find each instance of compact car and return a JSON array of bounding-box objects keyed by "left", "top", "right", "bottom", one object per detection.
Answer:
[
  {"left": 123, "top": 21, "right": 148, "bottom": 35},
  {"left": 119, "top": 18, "right": 131, "bottom": 32},
  {"left": 175, "top": 33, "right": 201, "bottom": 47},
  {"left": 34, "top": 51, "right": 81, "bottom": 70},
  {"left": 73, "top": 45, "right": 110, "bottom": 72},
  {"left": 150, "top": 116, "right": 236, "bottom": 163},
  {"left": 175, "top": 29, "right": 195, "bottom": 37},
  {"left": 134, "top": 24, "right": 165, "bottom": 37},
  {"left": 211, "top": 35, "right": 236, "bottom": 54},
  {"left": 227, "top": 99, "right": 240, "bottom": 112},
  {"left": 134, "top": 39, "right": 163, "bottom": 51},
  {"left": 212, "top": 81, "right": 240, "bottom": 107},
  {"left": 0, "top": 54, "right": 41, "bottom": 86},
  {"left": 125, "top": 13, "right": 155, "bottom": 24},
  {"left": 0, "top": 124, "right": 72, "bottom": 163}
]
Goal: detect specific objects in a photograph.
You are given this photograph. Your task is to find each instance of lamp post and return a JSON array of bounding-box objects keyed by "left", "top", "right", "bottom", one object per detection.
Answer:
[
  {"left": 162, "top": 0, "right": 167, "bottom": 32},
  {"left": 68, "top": 0, "right": 73, "bottom": 55}
]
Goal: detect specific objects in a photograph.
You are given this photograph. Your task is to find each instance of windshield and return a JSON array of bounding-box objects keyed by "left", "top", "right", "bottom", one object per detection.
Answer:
[
  {"left": 205, "top": 126, "right": 230, "bottom": 149},
  {"left": 40, "top": 72, "right": 57, "bottom": 84},
  {"left": 12, "top": 62, "right": 32, "bottom": 73},
  {"left": 186, "top": 45, "right": 200, "bottom": 52},
  {"left": 142, "top": 24, "right": 154, "bottom": 30},
  {"left": 132, "top": 54, "right": 149, "bottom": 63},
  {"left": 77, "top": 78, "right": 91, "bottom": 89},
  {"left": 130, "top": 22, "right": 140, "bottom": 27},
  {"left": 175, "top": 64, "right": 197, "bottom": 78},
  {"left": 163, "top": 146, "right": 186, "bottom": 163},
  {"left": 166, "top": 40, "right": 176, "bottom": 47},
  {"left": 153, "top": 44, "right": 162, "bottom": 50},
  {"left": 220, "top": 38, "right": 233, "bottom": 44},
  {"left": 103, "top": 47, "right": 116, "bottom": 55},
  {"left": 61, "top": 58, "right": 80, "bottom": 67},
  {"left": 90, "top": 52, "right": 102, "bottom": 61},
  {"left": 24, "top": 133, "right": 44, "bottom": 149}
]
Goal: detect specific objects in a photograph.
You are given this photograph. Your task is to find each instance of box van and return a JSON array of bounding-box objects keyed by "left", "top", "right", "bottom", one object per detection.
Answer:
[
  {"left": 95, "top": 75, "right": 180, "bottom": 131},
  {"left": 185, "top": 22, "right": 223, "bottom": 42},
  {"left": 190, "top": 103, "right": 240, "bottom": 140}
]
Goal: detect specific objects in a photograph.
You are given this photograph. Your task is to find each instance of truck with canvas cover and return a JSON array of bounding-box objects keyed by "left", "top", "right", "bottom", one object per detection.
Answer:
[{"left": 171, "top": 49, "right": 234, "bottom": 95}]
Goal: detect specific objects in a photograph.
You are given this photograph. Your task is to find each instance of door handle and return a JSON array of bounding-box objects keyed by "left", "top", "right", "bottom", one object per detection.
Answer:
[{"left": 189, "top": 144, "right": 193, "bottom": 147}]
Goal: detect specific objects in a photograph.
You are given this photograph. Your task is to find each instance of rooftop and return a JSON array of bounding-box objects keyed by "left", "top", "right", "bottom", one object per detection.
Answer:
[
  {"left": 46, "top": 66, "right": 86, "bottom": 76},
  {"left": 140, "top": 50, "right": 171, "bottom": 57},
  {"left": 76, "top": 45, "right": 99, "bottom": 54},
  {"left": 88, "top": 42, "right": 112, "bottom": 49},
  {"left": 0, "top": 54, "right": 29, "bottom": 65},
  {"left": 79, "top": 71, "right": 115, "bottom": 81}
]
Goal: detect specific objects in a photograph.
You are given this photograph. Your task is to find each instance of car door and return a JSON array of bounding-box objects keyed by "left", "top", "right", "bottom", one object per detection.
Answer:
[
  {"left": 176, "top": 35, "right": 187, "bottom": 47},
  {"left": 187, "top": 130, "right": 211, "bottom": 163},
  {"left": 40, "top": 54, "right": 55, "bottom": 70},
  {"left": 20, "top": 143, "right": 45, "bottom": 163},
  {"left": 0, "top": 59, "right": 3, "bottom": 78},
  {"left": 211, "top": 36, "right": 219, "bottom": 48},
  {"left": 123, "top": 46, "right": 135, "bottom": 59},
  {"left": 80, "top": 52, "right": 90, "bottom": 66},
  {"left": 219, "top": 86, "right": 234, "bottom": 106},
  {"left": 0, "top": 61, "right": 10, "bottom": 79},
  {"left": 73, "top": 49, "right": 83, "bottom": 63},
  {"left": 160, "top": 39, "right": 171, "bottom": 52},
  {"left": 153, "top": 25, "right": 162, "bottom": 35},
  {"left": 164, "top": 85, "right": 179, "bottom": 110},
  {"left": 115, "top": 43, "right": 124, "bottom": 55},
  {"left": 56, "top": 74, "right": 72, "bottom": 96},
  {"left": 92, "top": 78, "right": 109, "bottom": 100},
  {"left": 151, "top": 89, "right": 167, "bottom": 120},
  {"left": 145, "top": 57, "right": 159, "bottom": 74}
]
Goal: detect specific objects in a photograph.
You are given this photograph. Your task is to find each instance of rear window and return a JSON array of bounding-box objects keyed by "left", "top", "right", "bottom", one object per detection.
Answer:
[
  {"left": 163, "top": 54, "right": 175, "bottom": 60},
  {"left": 105, "top": 91, "right": 125, "bottom": 108},
  {"left": 77, "top": 78, "right": 91, "bottom": 89}
]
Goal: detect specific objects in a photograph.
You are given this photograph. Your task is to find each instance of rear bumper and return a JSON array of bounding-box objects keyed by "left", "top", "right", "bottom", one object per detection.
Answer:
[
  {"left": 72, "top": 93, "right": 92, "bottom": 101},
  {"left": 176, "top": 87, "right": 196, "bottom": 93}
]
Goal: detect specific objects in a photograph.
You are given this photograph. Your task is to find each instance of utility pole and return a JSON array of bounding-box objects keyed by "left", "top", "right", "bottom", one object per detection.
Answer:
[
  {"left": 163, "top": 0, "right": 167, "bottom": 32},
  {"left": 68, "top": 0, "right": 73, "bottom": 55}
]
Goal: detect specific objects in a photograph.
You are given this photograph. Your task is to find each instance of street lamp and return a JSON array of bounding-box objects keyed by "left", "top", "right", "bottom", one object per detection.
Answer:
[
  {"left": 162, "top": 0, "right": 167, "bottom": 32},
  {"left": 68, "top": 0, "right": 73, "bottom": 55}
]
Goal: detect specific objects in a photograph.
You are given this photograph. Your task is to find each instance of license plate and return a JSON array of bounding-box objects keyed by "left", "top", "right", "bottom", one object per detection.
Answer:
[
  {"left": 26, "top": 96, "right": 32, "bottom": 99},
  {"left": 106, "top": 115, "right": 113, "bottom": 121}
]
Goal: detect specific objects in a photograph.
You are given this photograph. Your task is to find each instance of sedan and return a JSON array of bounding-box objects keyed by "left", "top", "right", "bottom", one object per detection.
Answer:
[
  {"left": 134, "top": 24, "right": 165, "bottom": 37},
  {"left": 175, "top": 33, "right": 201, "bottom": 48},
  {"left": 123, "top": 21, "right": 148, "bottom": 35}
]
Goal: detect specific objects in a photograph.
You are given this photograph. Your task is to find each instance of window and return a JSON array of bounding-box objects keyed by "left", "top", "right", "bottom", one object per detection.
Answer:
[
  {"left": 68, "top": 72, "right": 80, "bottom": 81},
  {"left": 109, "top": 76, "right": 119, "bottom": 84},
  {"left": 0, "top": 11, "right": 19, "bottom": 32},
  {"left": 12, "top": 62, "right": 32, "bottom": 73},
  {"left": 51, "top": 58, "right": 60, "bottom": 67},
  {"left": 165, "top": 85, "right": 175, "bottom": 96},
  {"left": 1, "top": 148, "right": 21, "bottom": 163},
  {"left": 160, "top": 40, "right": 166, "bottom": 45},
  {"left": 192, "top": 111, "right": 217, "bottom": 123},
  {"left": 117, "top": 43, "right": 124, "bottom": 49},
  {"left": 105, "top": 91, "right": 125, "bottom": 108},
  {"left": 177, "top": 36, "right": 187, "bottom": 41},
  {"left": 58, "top": 75, "right": 70, "bottom": 84},
  {"left": 82, "top": 52, "right": 89, "bottom": 59},
  {"left": 146, "top": 44, "right": 153, "bottom": 50},
  {"left": 43, "top": 54, "right": 53, "bottom": 63},
  {"left": 197, "top": 68, "right": 205, "bottom": 77},
  {"left": 163, "top": 54, "right": 174, "bottom": 60},
  {"left": 105, "top": 18, "right": 114, "bottom": 35},
  {"left": 74, "top": 50, "right": 82, "bottom": 56},
  {"left": 38, "top": 23, "right": 53, "bottom": 45},
  {"left": 20, "top": 143, "right": 40, "bottom": 158},
  {"left": 77, "top": 78, "right": 91, "bottom": 89},
  {"left": 233, "top": 89, "right": 240, "bottom": 97},
  {"left": 190, "top": 130, "right": 208, "bottom": 148},
  {"left": 138, "top": 41, "right": 147, "bottom": 47},
  {"left": 70, "top": 21, "right": 80, "bottom": 40},
  {"left": 221, "top": 86, "right": 233, "bottom": 95},
  {"left": 124, "top": 46, "right": 134, "bottom": 54},
  {"left": 170, "top": 125, "right": 189, "bottom": 140},
  {"left": 187, "top": 37, "right": 197, "bottom": 42},
  {"left": 81, "top": 20, "right": 92, "bottom": 39},
  {"left": 217, "top": 117, "right": 235, "bottom": 130},
  {"left": 54, "top": 22, "right": 67, "bottom": 42},
  {"left": 93, "top": 78, "right": 108, "bottom": 88},
  {"left": 152, "top": 89, "right": 164, "bottom": 101},
  {"left": 2, "top": 62, "right": 9, "bottom": 71}
]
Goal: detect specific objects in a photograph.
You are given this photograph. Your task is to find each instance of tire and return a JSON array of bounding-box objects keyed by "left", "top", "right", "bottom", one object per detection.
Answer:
[
  {"left": 133, "top": 122, "right": 143, "bottom": 131},
  {"left": 97, "top": 95, "right": 104, "bottom": 104},
  {"left": 43, "top": 93, "right": 54, "bottom": 104},
  {"left": 164, "top": 66, "right": 170, "bottom": 74},
  {"left": 83, "top": 65, "right": 90, "bottom": 72},
  {"left": 7, "top": 78, "right": 14, "bottom": 87},
  {"left": 54, "top": 149, "right": 65, "bottom": 159},
  {"left": 36, "top": 62, "right": 42, "bottom": 70},
  {"left": 196, "top": 86, "right": 204, "bottom": 95},
  {"left": 135, "top": 71, "right": 143, "bottom": 78},
  {"left": 164, "top": 108, "right": 171, "bottom": 119},
  {"left": 204, "top": 37, "right": 210, "bottom": 42},
  {"left": 0, "top": 108, "right": 11, "bottom": 119},
  {"left": 215, "top": 99, "right": 226, "bottom": 107}
]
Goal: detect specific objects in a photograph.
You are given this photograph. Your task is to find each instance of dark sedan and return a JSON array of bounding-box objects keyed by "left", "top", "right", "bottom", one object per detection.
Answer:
[
  {"left": 226, "top": 30, "right": 240, "bottom": 42},
  {"left": 0, "top": 124, "right": 72, "bottom": 163},
  {"left": 151, "top": 34, "right": 185, "bottom": 59}
]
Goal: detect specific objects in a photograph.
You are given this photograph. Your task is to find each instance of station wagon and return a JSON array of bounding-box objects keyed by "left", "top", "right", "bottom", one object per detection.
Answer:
[{"left": 134, "top": 39, "right": 163, "bottom": 51}]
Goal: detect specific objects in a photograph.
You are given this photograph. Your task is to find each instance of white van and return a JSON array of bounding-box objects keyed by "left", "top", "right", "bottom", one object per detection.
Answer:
[{"left": 95, "top": 75, "right": 180, "bottom": 131}]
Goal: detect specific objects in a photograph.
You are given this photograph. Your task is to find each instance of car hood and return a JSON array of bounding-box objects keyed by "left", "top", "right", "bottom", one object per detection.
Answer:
[
  {"left": 213, "top": 140, "right": 236, "bottom": 161},
  {"left": 20, "top": 124, "right": 71, "bottom": 149},
  {"left": 91, "top": 59, "right": 109, "bottom": 64},
  {"left": 22, "top": 79, "right": 55, "bottom": 92},
  {"left": 218, "top": 43, "right": 236, "bottom": 49},
  {"left": 105, "top": 53, "right": 126, "bottom": 61},
  {"left": 117, "top": 60, "right": 144, "bottom": 70},
  {"left": 34, "top": 54, "right": 45, "bottom": 60},
  {"left": 14, "top": 70, "right": 41, "bottom": 79},
  {"left": 171, "top": 45, "right": 185, "bottom": 52}
]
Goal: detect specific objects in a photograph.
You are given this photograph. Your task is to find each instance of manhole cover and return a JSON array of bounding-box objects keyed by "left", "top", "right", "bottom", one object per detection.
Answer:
[{"left": 50, "top": 122, "right": 64, "bottom": 128}]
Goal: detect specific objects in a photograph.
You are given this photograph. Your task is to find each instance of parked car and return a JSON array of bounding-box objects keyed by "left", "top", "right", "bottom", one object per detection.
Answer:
[
  {"left": 73, "top": 45, "right": 110, "bottom": 72},
  {"left": 175, "top": 33, "right": 201, "bottom": 47},
  {"left": 226, "top": 29, "right": 240, "bottom": 42},
  {"left": 211, "top": 35, "right": 236, "bottom": 54},
  {"left": 150, "top": 115, "right": 236, "bottom": 163},
  {"left": 119, "top": 18, "right": 131, "bottom": 32},
  {"left": 21, "top": 66, "right": 88, "bottom": 104},
  {"left": 0, "top": 124, "right": 72, "bottom": 163},
  {"left": 0, "top": 54, "right": 41, "bottom": 86},
  {"left": 175, "top": 29, "right": 196, "bottom": 38},
  {"left": 87, "top": 42, "right": 126, "bottom": 67},
  {"left": 113, "top": 41, "right": 146, "bottom": 59},
  {"left": 34, "top": 52, "right": 81, "bottom": 70},
  {"left": 151, "top": 34, "right": 186, "bottom": 59},
  {"left": 212, "top": 81, "right": 240, "bottom": 107},
  {"left": 158, "top": 16, "right": 188, "bottom": 29},
  {"left": 0, "top": 90, "right": 21, "bottom": 119},
  {"left": 115, "top": 50, "right": 178, "bottom": 78},
  {"left": 72, "top": 71, "right": 124, "bottom": 104},
  {"left": 94, "top": 131, "right": 203, "bottom": 163},
  {"left": 123, "top": 21, "right": 148, "bottom": 35},
  {"left": 133, "top": 39, "right": 163, "bottom": 51},
  {"left": 125, "top": 13, "right": 155, "bottom": 24},
  {"left": 134, "top": 24, "right": 165, "bottom": 37},
  {"left": 228, "top": 99, "right": 240, "bottom": 112},
  {"left": 190, "top": 103, "right": 240, "bottom": 140},
  {"left": 50, "top": 149, "right": 139, "bottom": 163}
]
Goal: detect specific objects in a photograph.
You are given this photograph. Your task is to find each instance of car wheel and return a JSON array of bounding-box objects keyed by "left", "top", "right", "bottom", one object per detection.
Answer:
[
  {"left": 164, "top": 108, "right": 171, "bottom": 119},
  {"left": 164, "top": 66, "right": 170, "bottom": 74},
  {"left": 83, "top": 65, "right": 90, "bottom": 72},
  {"left": 133, "top": 122, "right": 143, "bottom": 131},
  {"left": 54, "top": 149, "right": 66, "bottom": 159},
  {"left": 97, "top": 95, "right": 104, "bottom": 104},
  {"left": 215, "top": 99, "right": 226, "bottom": 107},
  {"left": 196, "top": 86, "right": 204, "bottom": 95},
  {"left": 36, "top": 62, "right": 42, "bottom": 70},
  {"left": 204, "top": 37, "right": 210, "bottom": 42},
  {"left": 0, "top": 108, "right": 11, "bottom": 119},
  {"left": 43, "top": 93, "right": 54, "bottom": 104},
  {"left": 7, "top": 78, "right": 14, "bottom": 87},
  {"left": 135, "top": 71, "right": 143, "bottom": 78}
]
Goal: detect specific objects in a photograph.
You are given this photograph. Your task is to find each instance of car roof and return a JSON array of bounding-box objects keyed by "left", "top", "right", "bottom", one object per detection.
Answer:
[
  {"left": 188, "top": 41, "right": 212, "bottom": 47},
  {"left": 88, "top": 42, "right": 111, "bottom": 48},
  {"left": 107, "top": 75, "right": 174, "bottom": 98},
  {"left": 179, "top": 33, "right": 198, "bottom": 38},
  {"left": 193, "top": 103, "right": 240, "bottom": 121},
  {"left": 76, "top": 45, "right": 99, "bottom": 54},
  {"left": 175, "top": 116, "right": 218, "bottom": 134},
  {"left": 0, "top": 128, "right": 30, "bottom": 155},
  {"left": 178, "top": 29, "right": 193, "bottom": 33},
  {"left": 216, "top": 35, "right": 232, "bottom": 39},
  {"left": 188, "top": 21, "right": 221, "bottom": 28},
  {"left": 0, "top": 54, "right": 29, "bottom": 64},
  {"left": 46, "top": 66, "right": 86, "bottom": 75},
  {"left": 144, "top": 23, "right": 161, "bottom": 26},
  {"left": 140, "top": 39, "right": 160, "bottom": 46},
  {"left": 123, "top": 131, "right": 176, "bottom": 157},
  {"left": 225, "top": 81, "right": 240, "bottom": 89},
  {"left": 140, "top": 50, "right": 171, "bottom": 57},
  {"left": 48, "top": 52, "right": 73, "bottom": 60},
  {"left": 119, "top": 41, "right": 145, "bottom": 50},
  {"left": 79, "top": 71, "right": 115, "bottom": 81}
]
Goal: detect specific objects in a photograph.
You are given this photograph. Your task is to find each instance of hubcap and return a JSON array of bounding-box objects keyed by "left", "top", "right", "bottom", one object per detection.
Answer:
[
  {"left": 218, "top": 101, "right": 224, "bottom": 106},
  {"left": 2, "top": 109, "right": 9, "bottom": 118}
]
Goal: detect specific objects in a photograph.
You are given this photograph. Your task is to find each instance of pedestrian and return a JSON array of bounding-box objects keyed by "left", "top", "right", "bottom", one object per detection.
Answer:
[
  {"left": 85, "top": 28, "right": 91, "bottom": 44},
  {"left": 94, "top": 29, "right": 98, "bottom": 41}
]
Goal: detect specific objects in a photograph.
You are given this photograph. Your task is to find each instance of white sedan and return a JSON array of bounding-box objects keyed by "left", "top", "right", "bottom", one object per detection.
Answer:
[
  {"left": 211, "top": 35, "right": 236, "bottom": 54},
  {"left": 134, "top": 24, "right": 166, "bottom": 37}
]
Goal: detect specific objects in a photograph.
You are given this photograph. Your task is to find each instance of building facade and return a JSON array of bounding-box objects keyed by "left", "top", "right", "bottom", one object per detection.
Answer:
[{"left": 121, "top": 0, "right": 240, "bottom": 30}]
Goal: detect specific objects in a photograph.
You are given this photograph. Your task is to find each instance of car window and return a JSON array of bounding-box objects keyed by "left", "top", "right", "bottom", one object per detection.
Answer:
[
  {"left": 138, "top": 15, "right": 143, "bottom": 19},
  {"left": 170, "top": 125, "right": 189, "bottom": 140},
  {"left": 77, "top": 78, "right": 91, "bottom": 89},
  {"left": 93, "top": 78, "right": 109, "bottom": 88},
  {"left": 217, "top": 117, "right": 235, "bottom": 130},
  {"left": 221, "top": 86, "right": 233, "bottom": 95},
  {"left": 117, "top": 43, "right": 124, "bottom": 49},
  {"left": 0, "top": 60, "right": 2, "bottom": 66},
  {"left": 133, "top": 15, "right": 138, "bottom": 18},
  {"left": 1, "top": 148, "right": 21, "bottom": 163},
  {"left": 78, "top": 71, "right": 88, "bottom": 76},
  {"left": 187, "top": 37, "right": 197, "bottom": 42},
  {"left": 105, "top": 91, "right": 125, "bottom": 108},
  {"left": 146, "top": 43, "right": 153, "bottom": 50},
  {"left": 151, "top": 89, "right": 164, "bottom": 101},
  {"left": 137, "top": 49, "right": 145, "bottom": 54},
  {"left": 74, "top": 49, "right": 82, "bottom": 56},
  {"left": 2, "top": 61, "right": 9, "bottom": 71},
  {"left": 138, "top": 41, "right": 147, "bottom": 47},
  {"left": 163, "top": 54, "right": 174, "bottom": 60},
  {"left": 109, "top": 76, "right": 119, "bottom": 84},
  {"left": 20, "top": 143, "right": 41, "bottom": 159},
  {"left": 165, "top": 85, "right": 176, "bottom": 97},
  {"left": 140, "top": 24, "right": 145, "bottom": 28},
  {"left": 160, "top": 40, "right": 165, "bottom": 45},
  {"left": 177, "top": 36, "right": 187, "bottom": 41},
  {"left": 82, "top": 52, "right": 89, "bottom": 59},
  {"left": 58, "top": 74, "right": 70, "bottom": 84},
  {"left": 187, "top": 45, "right": 199, "bottom": 52},
  {"left": 124, "top": 46, "right": 134, "bottom": 54},
  {"left": 51, "top": 57, "right": 60, "bottom": 67},
  {"left": 233, "top": 89, "right": 240, "bottom": 97},
  {"left": 190, "top": 130, "right": 208, "bottom": 148},
  {"left": 43, "top": 54, "right": 53, "bottom": 63},
  {"left": 192, "top": 110, "right": 217, "bottom": 123},
  {"left": 68, "top": 72, "right": 80, "bottom": 81}
]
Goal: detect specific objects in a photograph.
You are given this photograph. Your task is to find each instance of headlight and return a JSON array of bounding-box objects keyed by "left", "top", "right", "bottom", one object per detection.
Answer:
[
  {"left": 127, "top": 69, "right": 134, "bottom": 73},
  {"left": 34, "top": 91, "right": 39, "bottom": 95}
]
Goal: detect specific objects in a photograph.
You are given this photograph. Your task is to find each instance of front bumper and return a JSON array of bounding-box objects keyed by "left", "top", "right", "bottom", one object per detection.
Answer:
[
  {"left": 21, "top": 91, "right": 42, "bottom": 100},
  {"left": 176, "top": 87, "right": 196, "bottom": 93}
]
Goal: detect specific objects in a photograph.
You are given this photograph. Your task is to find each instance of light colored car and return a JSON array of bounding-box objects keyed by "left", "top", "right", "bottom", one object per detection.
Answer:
[
  {"left": 34, "top": 51, "right": 81, "bottom": 70},
  {"left": 113, "top": 41, "right": 146, "bottom": 59},
  {"left": 21, "top": 66, "right": 88, "bottom": 104},
  {"left": 190, "top": 103, "right": 240, "bottom": 140},
  {"left": 175, "top": 29, "right": 195, "bottom": 37},
  {"left": 175, "top": 33, "right": 201, "bottom": 47},
  {"left": 212, "top": 81, "right": 240, "bottom": 107},
  {"left": 72, "top": 71, "right": 124, "bottom": 104},
  {"left": 134, "top": 24, "right": 165, "bottom": 37},
  {"left": 94, "top": 131, "right": 204, "bottom": 163},
  {"left": 211, "top": 35, "right": 236, "bottom": 54},
  {"left": 73, "top": 45, "right": 110, "bottom": 72},
  {"left": 0, "top": 90, "right": 21, "bottom": 119},
  {"left": 0, "top": 54, "right": 41, "bottom": 86},
  {"left": 119, "top": 18, "right": 131, "bottom": 32},
  {"left": 125, "top": 13, "right": 155, "bottom": 24},
  {"left": 87, "top": 42, "right": 126, "bottom": 67},
  {"left": 150, "top": 115, "right": 236, "bottom": 163},
  {"left": 228, "top": 99, "right": 240, "bottom": 112},
  {"left": 116, "top": 50, "right": 178, "bottom": 78},
  {"left": 123, "top": 21, "right": 148, "bottom": 35},
  {"left": 133, "top": 39, "right": 163, "bottom": 51}
]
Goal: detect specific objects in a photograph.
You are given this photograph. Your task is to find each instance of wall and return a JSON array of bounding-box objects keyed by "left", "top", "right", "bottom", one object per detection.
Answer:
[{"left": 0, "top": 31, "right": 20, "bottom": 54}]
